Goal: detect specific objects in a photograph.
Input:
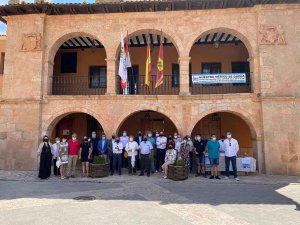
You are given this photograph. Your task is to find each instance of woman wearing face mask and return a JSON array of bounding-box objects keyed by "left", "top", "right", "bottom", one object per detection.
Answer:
[
  {"left": 179, "top": 137, "right": 190, "bottom": 168},
  {"left": 51, "top": 137, "right": 61, "bottom": 176},
  {"left": 79, "top": 136, "right": 92, "bottom": 177},
  {"left": 37, "top": 135, "right": 53, "bottom": 179},
  {"left": 186, "top": 136, "right": 194, "bottom": 173},
  {"left": 125, "top": 135, "right": 139, "bottom": 175},
  {"left": 58, "top": 137, "right": 69, "bottom": 179},
  {"left": 161, "top": 145, "right": 177, "bottom": 179}
]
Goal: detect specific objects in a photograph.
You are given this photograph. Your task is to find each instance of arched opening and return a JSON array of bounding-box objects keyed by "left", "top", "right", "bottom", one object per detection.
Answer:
[
  {"left": 117, "top": 110, "right": 178, "bottom": 137},
  {"left": 50, "top": 113, "right": 104, "bottom": 141},
  {"left": 191, "top": 112, "right": 258, "bottom": 171},
  {"left": 51, "top": 35, "right": 107, "bottom": 95},
  {"left": 189, "top": 31, "right": 252, "bottom": 94},
  {"left": 115, "top": 30, "right": 179, "bottom": 95}
]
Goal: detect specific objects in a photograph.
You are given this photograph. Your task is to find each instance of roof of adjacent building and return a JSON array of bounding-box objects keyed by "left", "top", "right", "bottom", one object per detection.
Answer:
[{"left": 0, "top": 0, "right": 298, "bottom": 23}]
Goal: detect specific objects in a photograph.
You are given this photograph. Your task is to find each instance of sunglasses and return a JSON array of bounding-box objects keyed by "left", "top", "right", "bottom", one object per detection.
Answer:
[{"left": 229, "top": 143, "right": 231, "bottom": 146}]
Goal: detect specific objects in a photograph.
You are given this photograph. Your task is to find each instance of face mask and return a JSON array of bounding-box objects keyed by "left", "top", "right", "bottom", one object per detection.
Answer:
[
  {"left": 62, "top": 139, "right": 66, "bottom": 143},
  {"left": 143, "top": 138, "right": 147, "bottom": 142},
  {"left": 156, "top": 134, "right": 159, "bottom": 137},
  {"left": 56, "top": 140, "right": 60, "bottom": 144},
  {"left": 196, "top": 136, "right": 200, "bottom": 141},
  {"left": 138, "top": 133, "right": 142, "bottom": 136},
  {"left": 168, "top": 146, "right": 173, "bottom": 149},
  {"left": 174, "top": 135, "right": 177, "bottom": 139},
  {"left": 102, "top": 137, "right": 105, "bottom": 140},
  {"left": 187, "top": 138, "right": 191, "bottom": 141},
  {"left": 159, "top": 134, "right": 163, "bottom": 137},
  {"left": 72, "top": 137, "right": 76, "bottom": 141},
  {"left": 84, "top": 138, "right": 87, "bottom": 142},
  {"left": 123, "top": 133, "right": 127, "bottom": 136},
  {"left": 44, "top": 138, "right": 48, "bottom": 142},
  {"left": 92, "top": 133, "right": 96, "bottom": 138},
  {"left": 227, "top": 135, "right": 232, "bottom": 139},
  {"left": 88, "top": 138, "right": 91, "bottom": 142},
  {"left": 112, "top": 136, "right": 115, "bottom": 139},
  {"left": 129, "top": 138, "right": 133, "bottom": 142},
  {"left": 212, "top": 137, "right": 217, "bottom": 141},
  {"left": 183, "top": 140, "right": 187, "bottom": 143},
  {"left": 178, "top": 138, "right": 182, "bottom": 142},
  {"left": 148, "top": 133, "right": 152, "bottom": 137}
]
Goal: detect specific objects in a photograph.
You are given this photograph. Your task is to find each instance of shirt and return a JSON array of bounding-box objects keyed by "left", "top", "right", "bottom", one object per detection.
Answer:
[
  {"left": 125, "top": 141, "right": 139, "bottom": 156},
  {"left": 165, "top": 149, "right": 177, "bottom": 162},
  {"left": 120, "top": 136, "right": 129, "bottom": 148},
  {"left": 51, "top": 143, "right": 59, "bottom": 159},
  {"left": 193, "top": 140, "right": 206, "bottom": 155},
  {"left": 206, "top": 140, "right": 220, "bottom": 159},
  {"left": 224, "top": 138, "right": 239, "bottom": 157},
  {"left": 156, "top": 136, "right": 167, "bottom": 149},
  {"left": 68, "top": 140, "right": 80, "bottom": 155},
  {"left": 139, "top": 141, "right": 153, "bottom": 155},
  {"left": 112, "top": 142, "right": 124, "bottom": 154},
  {"left": 219, "top": 140, "right": 226, "bottom": 154}
]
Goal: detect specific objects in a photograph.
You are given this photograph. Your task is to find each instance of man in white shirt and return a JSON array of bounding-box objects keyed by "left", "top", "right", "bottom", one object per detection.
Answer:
[
  {"left": 51, "top": 137, "right": 61, "bottom": 176},
  {"left": 112, "top": 137, "right": 124, "bottom": 176},
  {"left": 224, "top": 132, "right": 240, "bottom": 181},
  {"left": 155, "top": 131, "right": 167, "bottom": 172},
  {"left": 139, "top": 136, "right": 153, "bottom": 177},
  {"left": 120, "top": 131, "right": 129, "bottom": 168},
  {"left": 125, "top": 136, "right": 139, "bottom": 175},
  {"left": 218, "top": 136, "right": 226, "bottom": 156}
]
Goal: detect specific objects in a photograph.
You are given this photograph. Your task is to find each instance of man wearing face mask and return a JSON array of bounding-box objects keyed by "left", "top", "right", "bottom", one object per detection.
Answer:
[
  {"left": 139, "top": 136, "right": 153, "bottom": 177},
  {"left": 147, "top": 132, "right": 156, "bottom": 174},
  {"left": 187, "top": 135, "right": 194, "bottom": 173},
  {"left": 90, "top": 131, "right": 99, "bottom": 162},
  {"left": 67, "top": 133, "right": 80, "bottom": 178},
  {"left": 193, "top": 134, "right": 207, "bottom": 177},
  {"left": 206, "top": 133, "right": 221, "bottom": 179},
  {"left": 155, "top": 131, "right": 167, "bottom": 172},
  {"left": 219, "top": 135, "right": 226, "bottom": 156},
  {"left": 125, "top": 135, "right": 139, "bottom": 175},
  {"left": 112, "top": 137, "right": 124, "bottom": 176},
  {"left": 173, "top": 133, "right": 181, "bottom": 145},
  {"left": 120, "top": 131, "right": 129, "bottom": 168},
  {"left": 107, "top": 134, "right": 116, "bottom": 175},
  {"left": 224, "top": 131, "right": 240, "bottom": 181},
  {"left": 51, "top": 137, "right": 61, "bottom": 176},
  {"left": 97, "top": 134, "right": 109, "bottom": 161},
  {"left": 174, "top": 134, "right": 182, "bottom": 152}
]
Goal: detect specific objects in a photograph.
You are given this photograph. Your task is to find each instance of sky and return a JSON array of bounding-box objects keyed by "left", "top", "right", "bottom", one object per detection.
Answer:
[{"left": 0, "top": 0, "right": 96, "bottom": 34}]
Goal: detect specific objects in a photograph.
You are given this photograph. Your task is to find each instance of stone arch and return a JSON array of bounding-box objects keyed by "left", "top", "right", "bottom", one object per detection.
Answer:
[
  {"left": 42, "top": 107, "right": 108, "bottom": 138},
  {"left": 187, "top": 27, "right": 255, "bottom": 58},
  {"left": 113, "top": 105, "right": 182, "bottom": 135},
  {"left": 113, "top": 28, "right": 183, "bottom": 60}
]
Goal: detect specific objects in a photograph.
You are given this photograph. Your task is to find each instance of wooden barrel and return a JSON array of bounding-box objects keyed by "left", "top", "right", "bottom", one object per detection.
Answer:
[
  {"left": 89, "top": 163, "right": 109, "bottom": 178},
  {"left": 167, "top": 164, "right": 189, "bottom": 181}
]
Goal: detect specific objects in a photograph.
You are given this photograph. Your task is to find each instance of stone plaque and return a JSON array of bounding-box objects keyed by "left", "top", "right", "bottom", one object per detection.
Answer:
[
  {"left": 259, "top": 25, "right": 287, "bottom": 45},
  {"left": 21, "top": 33, "right": 42, "bottom": 51}
]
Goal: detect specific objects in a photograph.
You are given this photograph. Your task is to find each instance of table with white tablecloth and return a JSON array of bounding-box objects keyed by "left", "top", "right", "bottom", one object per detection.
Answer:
[{"left": 204, "top": 155, "right": 256, "bottom": 172}]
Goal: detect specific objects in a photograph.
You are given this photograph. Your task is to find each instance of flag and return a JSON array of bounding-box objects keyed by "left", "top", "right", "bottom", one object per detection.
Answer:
[
  {"left": 125, "top": 32, "right": 131, "bottom": 68},
  {"left": 155, "top": 36, "right": 163, "bottom": 88},
  {"left": 145, "top": 38, "right": 151, "bottom": 87},
  {"left": 118, "top": 32, "right": 127, "bottom": 89}
]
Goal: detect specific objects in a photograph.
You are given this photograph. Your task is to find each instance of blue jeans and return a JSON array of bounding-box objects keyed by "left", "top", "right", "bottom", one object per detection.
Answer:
[
  {"left": 113, "top": 154, "right": 122, "bottom": 175},
  {"left": 225, "top": 156, "right": 237, "bottom": 178}
]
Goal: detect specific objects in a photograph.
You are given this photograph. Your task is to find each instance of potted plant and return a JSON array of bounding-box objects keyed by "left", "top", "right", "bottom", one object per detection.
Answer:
[
  {"left": 89, "top": 155, "right": 109, "bottom": 178},
  {"left": 167, "top": 160, "right": 189, "bottom": 181}
]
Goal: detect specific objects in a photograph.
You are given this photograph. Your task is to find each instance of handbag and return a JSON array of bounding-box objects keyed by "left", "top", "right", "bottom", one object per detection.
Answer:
[
  {"left": 124, "top": 151, "right": 128, "bottom": 158},
  {"left": 56, "top": 158, "right": 61, "bottom": 168}
]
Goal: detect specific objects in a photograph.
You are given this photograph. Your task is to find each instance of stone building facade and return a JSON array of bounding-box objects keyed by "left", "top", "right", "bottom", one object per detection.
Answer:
[{"left": 0, "top": 1, "right": 299, "bottom": 175}]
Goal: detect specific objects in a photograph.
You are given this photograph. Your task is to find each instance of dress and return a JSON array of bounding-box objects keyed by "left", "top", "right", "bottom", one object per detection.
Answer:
[
  {"left": 179, "top": 143, "right": 190, "bottom": 167},
  {"left": 59, "top": 143, "right": 68, "bottom": 164},
  {"left": 80, "top": 142, "right": 91, "bottom": 162},
  {"left": 38, "top": 143, "right": 52, "bottom": 179}
]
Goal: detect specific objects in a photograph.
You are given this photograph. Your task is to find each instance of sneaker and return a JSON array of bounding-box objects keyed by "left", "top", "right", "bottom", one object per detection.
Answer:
[
  {"left": 215, "top": 176, "right": 221, "bottom": 180},
  {"left": 163, "top": 175, "right": 167, "bottom": 179},
  {"left": 235, "top": 177, "right": 240, "bottom": 181},
  {"left": 155, "top": 170, "right": 158, "bottom": 173},
  {"left": 209, "top": 176, "right": 214, "bottom": 179},
  {"left": 224, "top": 176, "right": 229, "bottom": 180},
  {"left": 60, "top": 177, "right": 65, "bottom": 180}
]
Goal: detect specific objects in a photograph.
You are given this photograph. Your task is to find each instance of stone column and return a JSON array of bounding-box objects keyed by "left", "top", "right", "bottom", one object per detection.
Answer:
[
  {"left": 248, "top": 55, "right": 260, "bottom": 94},
  {"left": 105, "top": 57, "right": 116, "bottom": 95},
  {"left": 254, "top": 136, "right": 265, "bottom": 174},
  {"left": 178, "top": 56, "right": 191, "bottom": 96}
]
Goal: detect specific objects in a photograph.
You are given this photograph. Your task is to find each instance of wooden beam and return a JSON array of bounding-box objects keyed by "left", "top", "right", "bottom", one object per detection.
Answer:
[
  {"left": 218, "top": 33, "right": 225, "bottom": 42},
  {"left": 79, "top": 37, "right": 90, "bottom": 47},
  {"left": 211, "top": 33, "right": 218, "bottom": 42}
]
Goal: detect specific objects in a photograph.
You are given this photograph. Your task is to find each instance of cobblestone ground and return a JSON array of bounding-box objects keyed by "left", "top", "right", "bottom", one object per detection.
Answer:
[{"left": 0, "top": 170, "right": 299, "bottom": 225}]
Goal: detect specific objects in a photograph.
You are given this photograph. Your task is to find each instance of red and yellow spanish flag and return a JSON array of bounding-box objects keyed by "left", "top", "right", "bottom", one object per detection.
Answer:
[
  {"left": 145, "top": 38, "right": 151, "bottom": 87},
  {"left": 155, "top": 37, "right": 163, "bottom": 88}
]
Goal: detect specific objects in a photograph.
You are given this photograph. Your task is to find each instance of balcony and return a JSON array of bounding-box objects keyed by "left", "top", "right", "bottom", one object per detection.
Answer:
[
  {"left": 189, "top": 72, "right": 251, "bottom": 95},
  {"left": 52, "top": 76, "right": 106, "bottom": 95},
  {"left": 116, "top": 75, "right": 179, "bottom": 95}
]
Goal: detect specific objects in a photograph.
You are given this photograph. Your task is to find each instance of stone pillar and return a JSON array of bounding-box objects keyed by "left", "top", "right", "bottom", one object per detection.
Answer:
[
  {"left": 105, "top": 57, "right": 116, "bottom": 95},
  {"left": 254, "top": 136, "right": 265, "bottom": 174},
  {"left": 178, "top": 56, "right": 191, "bottom": 96},
  {"left": 248, "top": 55, "right": 260, "bottom": 94}
]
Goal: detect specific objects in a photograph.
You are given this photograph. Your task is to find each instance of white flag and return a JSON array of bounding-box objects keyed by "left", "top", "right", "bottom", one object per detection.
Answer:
[{"left": 118, "top": 32, "right": 127, "bottom": 89}]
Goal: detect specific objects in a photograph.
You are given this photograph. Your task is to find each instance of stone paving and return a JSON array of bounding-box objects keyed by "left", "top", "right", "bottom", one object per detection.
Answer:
[{"left": 0, "top": 170, "right": 299, "bottom": 225}]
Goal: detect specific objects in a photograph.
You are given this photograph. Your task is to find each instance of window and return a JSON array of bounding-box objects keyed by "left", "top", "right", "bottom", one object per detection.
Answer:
[
  {"left": 0, "top": 52, "right": 5, "bottom": 75},
  {"left": 232, "top": 62, "right": 250, "bottom": 86},
  {"left": 89, "top": 66, "right": 107, "bottom": 88},
  {"left": 172, "top": 64, "right": 180, "bottom": 87},
  {"left": 61, "top": 52, "right": 77, "bottom": 73},
  {"left": 202, "top": 63, "right": 222, "bottom": 86}
]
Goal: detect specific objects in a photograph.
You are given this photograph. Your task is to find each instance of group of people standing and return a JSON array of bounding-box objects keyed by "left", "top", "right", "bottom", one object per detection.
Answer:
[{"left": 37, "top": 130, "right": 240, "bottom": 181}]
